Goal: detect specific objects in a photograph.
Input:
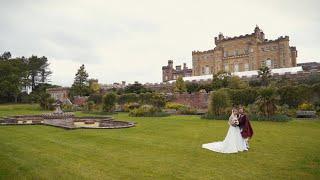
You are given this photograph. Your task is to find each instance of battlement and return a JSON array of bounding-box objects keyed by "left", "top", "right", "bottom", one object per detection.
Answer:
[
  {"left": 192, "top": 49, "right": 214, "bottom": 55},
  {"left": 215, "top": 33, "right": 255, "bottom": 44}
]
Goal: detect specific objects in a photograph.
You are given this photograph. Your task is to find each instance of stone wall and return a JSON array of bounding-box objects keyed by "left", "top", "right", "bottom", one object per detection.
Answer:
[{"left": 171, "top": 92, "right": 210, "bottom": 110}]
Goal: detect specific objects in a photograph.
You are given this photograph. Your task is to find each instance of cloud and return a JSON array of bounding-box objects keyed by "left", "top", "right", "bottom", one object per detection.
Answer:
[{"left": 0, "top": 0, "right": 319, "bottom": 86}]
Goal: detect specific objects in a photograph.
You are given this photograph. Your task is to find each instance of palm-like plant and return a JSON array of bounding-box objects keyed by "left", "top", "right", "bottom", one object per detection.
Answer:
[
  {"left": 258, "top": 66, "right": 272, "bottom": 86},
  {"left": 255, "top": 87, "right": 279, "bottom": 117}
]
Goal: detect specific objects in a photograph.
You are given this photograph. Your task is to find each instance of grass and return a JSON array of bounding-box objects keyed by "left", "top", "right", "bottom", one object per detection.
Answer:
[{"left": 0, "top": 104, "right": 319, "bottom": 179}]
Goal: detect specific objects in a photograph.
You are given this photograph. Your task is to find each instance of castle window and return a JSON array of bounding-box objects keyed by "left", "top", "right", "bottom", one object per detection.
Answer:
[
  {"left": 224, "top": 51, "right": 228, "bottom": 57},
  {"left": 205, "top": 66, "right": 210, "bottom": 75},
  {"left": 224, "top": 63, "right": 229, "bottom": 71},
  {"left": 244, "top": 63, "right": 249, "bottom": 71},
  {"left": 266, "top": 59, "right": 272, "bottom": 68},
  {"left": 244, "top": 48, "right": 249, "bottom": 54},
  {"left": 234, "top": 64, "right": 239, "bottom": 72},
  {"left": 250, "top": 48, "right": 254, "bottom": 53},
  {"left": 235, "top": 50, "right": 239, "bottom": 56},
  {"left": 265, "top": 46, "right": 270, "bottom": 51},
  {"left": 202, "top": 67, "right": 205, "bottom": 74}
]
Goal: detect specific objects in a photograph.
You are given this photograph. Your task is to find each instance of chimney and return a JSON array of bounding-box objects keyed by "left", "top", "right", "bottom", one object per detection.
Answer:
[
  {"left": 183, "top": 63, "right": 187, "bottom": 69},
  {"left": 176, "top": 65, "right": 181, "bottom": 71},
  {"left": 168, "top": 60, "right": 173, "bottom": 68},
  {"left": 218, "top": 32, "right": 224, "bottom": 40}
]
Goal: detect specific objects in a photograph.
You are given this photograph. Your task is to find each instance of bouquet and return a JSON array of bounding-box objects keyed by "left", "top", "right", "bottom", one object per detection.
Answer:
[{"left": 231, "top": 118, "right": 239, "bottom": 126}]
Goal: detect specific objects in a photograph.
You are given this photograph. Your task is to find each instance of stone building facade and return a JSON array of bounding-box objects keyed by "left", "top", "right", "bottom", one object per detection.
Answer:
[
  {"left": 162, "top": 60, "right": 192, "bottom": 82},
  {"left": 47, "top": 87, "right": 70, "bottom": 102},
  {"left": 47, "top": 87, "right": 72, "bottom": 104},
  {"left": 192, "top": 26, "right": 298, "bottom": 76}
]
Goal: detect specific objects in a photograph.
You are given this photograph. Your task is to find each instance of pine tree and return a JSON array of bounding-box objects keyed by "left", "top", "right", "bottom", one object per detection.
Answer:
[{"left": 70, "top": 64, "right": 89, "bottom": 96}]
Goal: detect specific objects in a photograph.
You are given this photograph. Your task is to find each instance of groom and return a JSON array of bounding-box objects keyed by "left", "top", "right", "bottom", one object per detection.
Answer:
[{"left": 238, "top": 107, "right": 253, "bottom": 148}]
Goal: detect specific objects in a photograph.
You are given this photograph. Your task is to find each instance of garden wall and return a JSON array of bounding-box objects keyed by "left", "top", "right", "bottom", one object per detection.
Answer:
[{"left": 172, "top": 92, "right": 210, "bottom": 110}]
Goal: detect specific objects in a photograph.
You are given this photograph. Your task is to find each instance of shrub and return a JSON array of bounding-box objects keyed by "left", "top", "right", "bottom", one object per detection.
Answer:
[
  {"left": 117, "top": 93, "right": 138, "bottom": 105},
  {"left": 186, "top": 82, "right": 200, "bottom": 93},
  {"left": 227, "top": 76, "right": 248, "bottom": 89},
  {"left": 298, "top": 102, "right": 314, "bottom": 111},
  {"left": 255, "top": 87, "right": 279, "bottom": 117},
  {"left": 212, "top": 71, "right": 231, "bottom": 90},
  {"left": 201, "top": 114, "right": 230, "bottom": 120},
  {"left": 19, "top": 92, "right": 33, "bottom": 103},
  {"left": 278, "top": 86, "right": 301, "bottom": 108},
  {"left": 123, "top": 102, "right": 140, "bottom": 112},
  {"left": 39, "top": 92, "right": 55, "bottom": 110},
  {"left": 201, "top": 112, "right": 291, "bottom": 121},
  {"left": 118, "top": 92, "right": 166, "bottom": 110},
  {"left": 129, "top": 105, "right": 169, "bottom": 117},
  {"left": 139, "top": 92, "right": 153, "bottom": 104},
  {"left": 88, "top": 94, "right": 103, "bottom": 104},
  {"left": 228, "top": 88, "right": 258, "bottom": 106},
  {"left": 278, "top": 85, "right": 313, "bottom": 108},
  {"left": 149, "top": 93, "right": 166, "bottom": 109},
  {"left": 177, "top": 106, "right": 197, "bottom": 115},
  {"left": 165, "top": 102, "right": 185, "bottom": 110},
  {"left": 248, "top": 114, "right": 291, "bottom": 121},
  {"left": 208, "top": 89, "right": 231, "bottom": 116},
  {"left": 62, "top": 104, "right": 75, "bottom": 112},
  {"left": 174, "top": 76, "right": 187, "bottom": 93},
  {"left": 124, "top": 82, "right": 152, "bottom": 94},
  {"left": 102, "top": 92, "right": 117, "bottom": 112},
  {"left": 85, "top": 101, "right": 96, "bottom": 111}
]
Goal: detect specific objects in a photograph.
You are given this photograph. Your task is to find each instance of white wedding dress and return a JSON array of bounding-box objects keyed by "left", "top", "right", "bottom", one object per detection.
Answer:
[{"left": 202, "top": 113, "right": 248, "bottom": 153}]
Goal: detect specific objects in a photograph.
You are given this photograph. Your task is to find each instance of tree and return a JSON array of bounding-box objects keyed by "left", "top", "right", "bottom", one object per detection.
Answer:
[
  {"left": 27, "top": 55, "right": 52, "bottom": 90},
  {"left": 0, "top": 55, "right": 28, "bottom": 103},
  {"left": 89, "top": 79, "right": 100, "bottom": 94},
  {"left": 124, "top": 81, "right": 152, "bottom": 94},
  {"left": 39, "top": 92, "right": 55, "bottom": 110},
  {"left": 70, "top": 64, "right": 89, "bottom": 97},
  {"left": 0, "top": 52, "right": 53, "bottom": 103},
  {"left": 102, "top": 92, "right": 117, "bottom": 112},
  {"left": 208, "top": 89, "right": 231, "bottom": 115},
  {"left": 255, "top": 87, "right": 279, "bottom": 117},
  {"left": 228, "top": 88, "right": 258, "bottom": 106},
  {"left": 174, "top": 76, "right": 187, "bottom": 93},
  {"left": 0, "top": 52, "right": 11, "bottom": 59},
  {"left": 186, "top": 82, "right": 200, "bottom": 93},
  {"left": 228, "top": 76, "right": 248, "bottom": 89},
  {"left": 212, "top": 71, "right": 231, "bottom": 89},
  {"left": 257, "top": 66, "right": 272, "bottom": 87}
]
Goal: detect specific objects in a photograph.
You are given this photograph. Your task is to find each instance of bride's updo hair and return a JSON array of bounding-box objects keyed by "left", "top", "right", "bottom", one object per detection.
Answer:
[{"left": 232, "top": 106, "right": 238, "bottom": 114}]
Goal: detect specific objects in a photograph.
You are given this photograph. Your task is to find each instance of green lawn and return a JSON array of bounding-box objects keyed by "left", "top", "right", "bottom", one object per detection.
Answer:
[{"left": 0, "top": 104, "right": 319, "bottom": 179}]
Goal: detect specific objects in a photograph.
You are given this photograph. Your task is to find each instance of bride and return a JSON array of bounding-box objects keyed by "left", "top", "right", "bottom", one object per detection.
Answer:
[{"left": 202, "top": 108, "right": 248, "bottom": 153}]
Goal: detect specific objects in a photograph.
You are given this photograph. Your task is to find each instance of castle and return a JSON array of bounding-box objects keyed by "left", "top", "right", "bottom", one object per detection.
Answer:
[
  {"left": 162, "top": 60, "right": 192, "bottom": 82},
  {"left": 192, "top": 26, "right": 297, "bottom": 76},
  {"left": 162, "top": 26, "right": 298, "bottom": 81}
]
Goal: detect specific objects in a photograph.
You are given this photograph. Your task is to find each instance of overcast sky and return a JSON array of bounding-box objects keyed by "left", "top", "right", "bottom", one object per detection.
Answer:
[{"left": 1, "top": 0, "right": 319, "bottom": 86}]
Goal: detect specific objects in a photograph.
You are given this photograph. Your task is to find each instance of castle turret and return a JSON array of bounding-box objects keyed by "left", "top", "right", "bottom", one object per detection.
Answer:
[{"left": 254, "top": 25, "right": 265, "bottom": 41}]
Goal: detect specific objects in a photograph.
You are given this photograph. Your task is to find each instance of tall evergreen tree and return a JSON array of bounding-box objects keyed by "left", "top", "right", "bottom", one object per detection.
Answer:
[
  {"left": 70, "top": 64, "right": 89, "bottom": 96},
  {"left": 27, "top": 55, "right": 52, "bottom": 90}
]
